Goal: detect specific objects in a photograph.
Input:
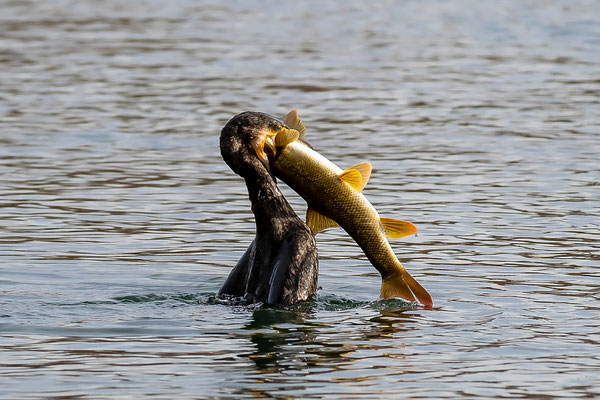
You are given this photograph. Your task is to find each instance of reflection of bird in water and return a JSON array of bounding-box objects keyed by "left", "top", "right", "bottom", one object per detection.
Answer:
[
  {"left": 218, "top": 112, "right": 318, "bottom": 305},
  {"left": 242, "top": 304, "right": 416, "bottom": 373}
]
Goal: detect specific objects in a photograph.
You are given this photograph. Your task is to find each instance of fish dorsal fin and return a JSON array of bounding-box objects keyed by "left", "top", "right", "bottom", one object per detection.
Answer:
[
  {"left": 274, "top": 128, "right": 299, "bottom": 148},
  {"left": 306, "top": 207, "right": 339, "bottom": 235},
  {"left": 380, "top": 217, "right": 418, "bottom": 238},
  {"left": 338, "top": 168, "right": 363, "bottom": 192},
  {"left": 284, "top": 109, "right": 306, "bottom": 139},
  {"left": 346, "top": 162, "right": 372, "bottom": 192}
]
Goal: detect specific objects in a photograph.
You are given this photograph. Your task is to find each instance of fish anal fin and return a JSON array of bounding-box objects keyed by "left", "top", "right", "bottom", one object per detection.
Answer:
[
  {"left": 338, "top": 169, "right": 363, "bottom": 192},
  {"left": 274, "top": 128, "right": 300, "bottom": 148},
  {"left": 284, "top": 109, "right": 307, "bottom": 139},
  {"left": 346, "top": 162, "right": 372, "bottom": 192},
  {"left": 306, "top": 207, "right": 338, "bottom": 235},
  {"left": 380, "top": 217, "right": 417, "bottom": 238}
]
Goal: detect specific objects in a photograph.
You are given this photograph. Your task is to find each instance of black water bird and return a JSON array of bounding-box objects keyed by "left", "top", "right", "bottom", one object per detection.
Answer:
[{"left": 218, "top": 112, "right": 318, "bottom": 305}]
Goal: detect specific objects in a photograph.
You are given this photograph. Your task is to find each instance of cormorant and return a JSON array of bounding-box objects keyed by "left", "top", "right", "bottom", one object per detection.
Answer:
[{"left": 218, "top": 112, "right": 319, "bottom": 305}]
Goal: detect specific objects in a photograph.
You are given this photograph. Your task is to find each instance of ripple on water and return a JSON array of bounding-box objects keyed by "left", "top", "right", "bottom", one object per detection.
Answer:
[{"left": 1, "top": 0, "right": 599, "bottom": 398}]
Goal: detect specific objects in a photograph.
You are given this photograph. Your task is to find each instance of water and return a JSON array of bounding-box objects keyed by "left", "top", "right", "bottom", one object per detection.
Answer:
[{"left": 1, "top": 0, "right": 599, "bottom": 398}]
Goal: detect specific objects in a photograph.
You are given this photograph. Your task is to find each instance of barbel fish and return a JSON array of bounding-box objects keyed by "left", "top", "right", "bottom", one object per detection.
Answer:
[{"left": 262, "top": 110, "right": 432, "bottom": 306}]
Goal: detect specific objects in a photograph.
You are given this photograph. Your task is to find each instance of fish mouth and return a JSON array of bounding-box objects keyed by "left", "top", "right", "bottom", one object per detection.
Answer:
[{"left": 256, "top": 126, "right": 296, "bottom": 162}]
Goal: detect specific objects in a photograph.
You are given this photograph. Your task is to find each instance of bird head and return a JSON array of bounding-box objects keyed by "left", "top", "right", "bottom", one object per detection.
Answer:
[{"left": 220, "top": 112, "right": 288, "bottom": 177}]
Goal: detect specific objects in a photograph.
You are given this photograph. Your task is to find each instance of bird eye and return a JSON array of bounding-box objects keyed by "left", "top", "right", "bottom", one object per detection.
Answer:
[{"left": 273, "top": 125, "right": 282, "bottom": 133}]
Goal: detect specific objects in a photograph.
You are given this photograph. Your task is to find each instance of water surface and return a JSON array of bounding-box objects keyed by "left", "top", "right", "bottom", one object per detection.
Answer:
[{"left": 1, "top": 0, "right": 599, "bottom": 398}]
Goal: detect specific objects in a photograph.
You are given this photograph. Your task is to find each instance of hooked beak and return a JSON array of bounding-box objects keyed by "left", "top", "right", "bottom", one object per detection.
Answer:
[
  {"left": 263, "top": 134, "right": 277, "bottom": 160},
  {"left": 253, "top": 129, "right": 278, "bottom": 163},
  {"left": 254, "top": 125, "right": 298, "bottom": 163}
]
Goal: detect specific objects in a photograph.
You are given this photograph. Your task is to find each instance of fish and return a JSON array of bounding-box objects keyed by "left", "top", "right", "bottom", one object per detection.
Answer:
[{"left": 262, "top": 110, "right": 433, "bottom": 307}]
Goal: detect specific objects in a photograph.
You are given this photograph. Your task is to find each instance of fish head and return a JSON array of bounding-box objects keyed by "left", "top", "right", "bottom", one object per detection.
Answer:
[{"left": 220, "top": 111, "right": 289, "bottom": 175}]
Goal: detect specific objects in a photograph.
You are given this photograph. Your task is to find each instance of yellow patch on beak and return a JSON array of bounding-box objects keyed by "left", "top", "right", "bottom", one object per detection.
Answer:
[
  {"left": 263, "top": 135, "right": 276, "bottom": 159},
  {"left": 254, "top": 129, "right": 279, "bottom": 161}
]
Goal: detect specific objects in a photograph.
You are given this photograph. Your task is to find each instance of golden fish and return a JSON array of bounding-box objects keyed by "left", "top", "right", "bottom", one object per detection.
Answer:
[{"left": 263, "top": 110, "right": 432, "bottom": 306}]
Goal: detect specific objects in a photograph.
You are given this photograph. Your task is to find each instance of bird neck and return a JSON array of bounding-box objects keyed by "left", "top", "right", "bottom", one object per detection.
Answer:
[{"left": 243, "top": 161, "right": 297, "bottom": 235}]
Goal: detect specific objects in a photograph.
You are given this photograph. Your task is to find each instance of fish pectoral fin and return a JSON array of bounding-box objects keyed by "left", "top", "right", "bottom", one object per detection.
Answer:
[
  {"left": 380, "top": 217, "right": 418, "bottom": 238},
  {"left": 284, "top": 109, "right": 307, "bottom": 139},
  {"left": 346, "top": 162, "right": 372, "bottom": 191},
  {"left": 306, "top": 207, "right": 339, "bottom": 235},
  {"left": 274, "top": 127, "right": 300, "bottom": 148},
  {"left": 338, "top": 169, "right": 363, "bottom": 192}
]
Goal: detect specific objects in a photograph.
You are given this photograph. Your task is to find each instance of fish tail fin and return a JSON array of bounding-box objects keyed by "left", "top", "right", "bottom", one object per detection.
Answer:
[{"left": 380, "top": 269, "right": 433, "bottom": 307}]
